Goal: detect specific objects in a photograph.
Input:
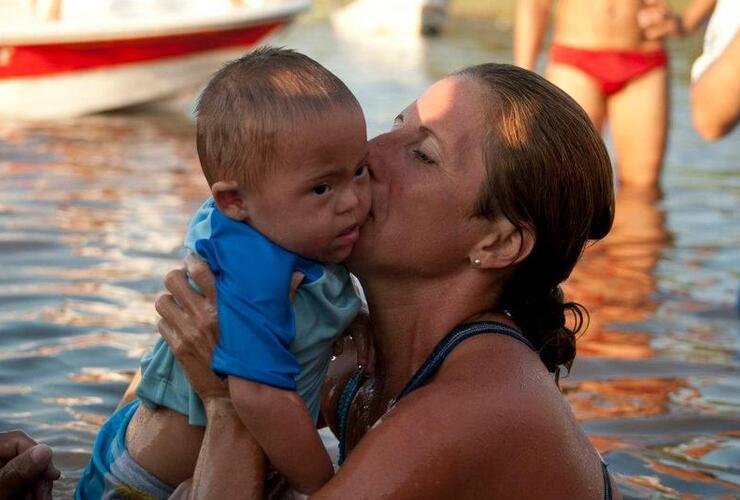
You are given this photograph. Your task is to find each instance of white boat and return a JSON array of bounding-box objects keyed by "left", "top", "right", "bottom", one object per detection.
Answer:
[
  {"left": 332, "top": 0, "right": 448, "bottom": 38},
  {"left": 0, "top": 0, "right": 310, "bottom": 119}
]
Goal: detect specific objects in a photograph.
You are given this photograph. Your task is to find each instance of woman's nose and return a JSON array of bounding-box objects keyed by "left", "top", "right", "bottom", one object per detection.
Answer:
[{"left": 367, "top": 132, "right": 394, "bottom": 181}]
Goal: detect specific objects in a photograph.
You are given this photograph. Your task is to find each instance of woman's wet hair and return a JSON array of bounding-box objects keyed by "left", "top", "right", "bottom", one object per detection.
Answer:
[{"left": 456, "top": 63, "right": 615, "bottom": 375}]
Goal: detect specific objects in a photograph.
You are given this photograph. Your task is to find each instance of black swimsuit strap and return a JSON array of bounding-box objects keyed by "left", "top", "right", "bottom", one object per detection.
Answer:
[
  {"left": 337, "top": 321, "right": 532, "bottom": 464},
  {"left": 393, "top": 321, "right": 534, "bottom": 405},
  {"left": 335, "top": 320, "right": 613, "bottom": 499}
]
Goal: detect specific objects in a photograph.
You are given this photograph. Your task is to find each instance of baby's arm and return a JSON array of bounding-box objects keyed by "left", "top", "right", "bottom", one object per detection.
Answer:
[{"left": 229, "top": 377, "right": 333, "bottom": 495}]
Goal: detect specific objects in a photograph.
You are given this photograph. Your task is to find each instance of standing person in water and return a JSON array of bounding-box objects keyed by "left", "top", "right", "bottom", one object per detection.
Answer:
[
  {"left": 76, "top": 47, "right": 371, "bottom": 499},
  {"left": 515, "top": 0, "right": 671, "bottom": 188},
  {"left": 150, "top": 62, "right": 621, "bottom": 498}
]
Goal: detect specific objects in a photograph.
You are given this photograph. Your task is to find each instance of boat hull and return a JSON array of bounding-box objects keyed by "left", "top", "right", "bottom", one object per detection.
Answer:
[
  {"left": 0, "top": 1, "right": 308, "bottom": 119},
  {"left": 0, "top": 44, "right": 274, "bottom": 120}
]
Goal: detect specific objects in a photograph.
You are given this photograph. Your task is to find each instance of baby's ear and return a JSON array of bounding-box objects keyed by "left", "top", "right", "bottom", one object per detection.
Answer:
[{"left": 211, "top": 181, "right": 250, "bottom": 221}]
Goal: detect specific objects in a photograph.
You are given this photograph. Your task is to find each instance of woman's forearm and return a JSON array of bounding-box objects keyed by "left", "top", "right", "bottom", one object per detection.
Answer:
[{"left": 186, "top": 397, "right": 265, "bottom": 500}]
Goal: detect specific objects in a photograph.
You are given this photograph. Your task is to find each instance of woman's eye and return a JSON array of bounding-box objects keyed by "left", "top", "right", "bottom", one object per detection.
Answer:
[
  {"left": 413, "top": 149, "right": 435, "bottom": 165},
  {"left": 312, "top": 184, "right": 331, "bottom": 195},
  {"left": 355, "top": 165, "right": 368, "bottom": 177}
]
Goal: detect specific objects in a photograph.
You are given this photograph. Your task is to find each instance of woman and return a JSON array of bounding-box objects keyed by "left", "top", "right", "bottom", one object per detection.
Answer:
[{"left": 154, "top": 63, "right": 617, "bottom": 498}]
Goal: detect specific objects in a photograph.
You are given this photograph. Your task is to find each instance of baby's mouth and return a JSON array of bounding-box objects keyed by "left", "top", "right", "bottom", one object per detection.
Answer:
[{"left": 338, "top": 224, "right": 358, "bottom": 237}]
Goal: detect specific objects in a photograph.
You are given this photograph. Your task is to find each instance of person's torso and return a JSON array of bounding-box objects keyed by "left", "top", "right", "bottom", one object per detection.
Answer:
[{"left": 554, "top": 0, "right": 663, "bottom": 51}]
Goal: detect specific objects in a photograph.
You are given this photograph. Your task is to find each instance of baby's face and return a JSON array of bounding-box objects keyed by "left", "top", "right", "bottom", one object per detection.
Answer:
[{"left": 244, "top": 107, "right": 371, "bottom": 263}]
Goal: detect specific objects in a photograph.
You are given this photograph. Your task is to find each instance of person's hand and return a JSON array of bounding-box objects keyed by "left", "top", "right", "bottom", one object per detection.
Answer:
[
  {"left": 155, "top": 256, "right": 305, "bottom": 401},
  {"left": 0, "top": 430, "right": 60, "bottom": 500},
  {"left": 156, "top": 254, "right": 227, "bottom": 401},
  {"left": 637, "top": 0, "right": 684, "bottom": 40},
  {"left": 333, "top": 314, "right": 375, "bottom": 375}
]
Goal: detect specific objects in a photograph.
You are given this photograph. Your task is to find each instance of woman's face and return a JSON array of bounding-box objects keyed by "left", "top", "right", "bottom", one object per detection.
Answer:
[{"left": 348, "top": 76, "right": 494, "bottom": 280}]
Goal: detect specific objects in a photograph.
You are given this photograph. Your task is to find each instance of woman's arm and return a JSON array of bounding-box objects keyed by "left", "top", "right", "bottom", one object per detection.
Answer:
[{"left": 155, "top": 257, "right": 266, "bottom": 499}]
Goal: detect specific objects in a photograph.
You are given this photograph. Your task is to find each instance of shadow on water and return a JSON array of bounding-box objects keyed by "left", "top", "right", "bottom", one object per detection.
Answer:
[{"left": 0, "top": 10, "right": 738, "bottom": 499}]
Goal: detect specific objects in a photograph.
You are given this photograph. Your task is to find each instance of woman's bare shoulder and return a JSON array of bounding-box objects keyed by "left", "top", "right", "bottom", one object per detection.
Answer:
[{"left": 317, "top": 336, "right": 577, "bottom": 499}]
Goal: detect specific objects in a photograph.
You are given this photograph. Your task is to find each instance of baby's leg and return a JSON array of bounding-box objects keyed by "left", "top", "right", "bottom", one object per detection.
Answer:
[{"left": 125, "top": 404, "right": 205, "bottom": 488}]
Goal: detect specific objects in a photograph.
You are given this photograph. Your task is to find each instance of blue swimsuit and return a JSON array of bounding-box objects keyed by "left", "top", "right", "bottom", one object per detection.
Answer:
[{"left": 336, "top": 321, "right": 614, "bottom": 500}]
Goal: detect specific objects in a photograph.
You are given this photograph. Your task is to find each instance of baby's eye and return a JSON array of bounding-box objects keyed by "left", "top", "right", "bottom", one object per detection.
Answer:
[
  {"left": 312, "top": 184, "right": 331, "bottom": 195},
  {"left": 413, "top": 149, "right": 435, "bottom": 165},
  {"left": 355, "top": 165, "right": 368, "bottom": 177}
]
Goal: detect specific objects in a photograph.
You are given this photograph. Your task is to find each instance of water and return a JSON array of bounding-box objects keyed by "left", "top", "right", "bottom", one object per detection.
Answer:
[{"left": 1, "top": 12, "right": 738, "bottom": 499}]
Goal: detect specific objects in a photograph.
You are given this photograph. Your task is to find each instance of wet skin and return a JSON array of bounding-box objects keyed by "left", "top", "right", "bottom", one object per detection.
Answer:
[
  {"left": 137, "top": 77, "right": 620, "bottom": 498},
  {"left": 125, "top": 106, "right": 370, "bottom": 488}
]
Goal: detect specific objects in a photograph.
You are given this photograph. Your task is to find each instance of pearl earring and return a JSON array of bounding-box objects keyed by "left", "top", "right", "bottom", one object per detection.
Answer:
[{"left": 472, "top": 258, "right": 482, "bottom": 268}]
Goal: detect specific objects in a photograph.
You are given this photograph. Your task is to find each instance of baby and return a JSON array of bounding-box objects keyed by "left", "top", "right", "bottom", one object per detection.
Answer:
[{"left": 76, "top": 47, "right": 370, "bottom": 499}]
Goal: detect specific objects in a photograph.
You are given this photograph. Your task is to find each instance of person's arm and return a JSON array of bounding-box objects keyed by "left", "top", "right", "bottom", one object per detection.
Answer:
[
  {"left": 638, "top": 0, "right": 716, "bottom": 39},
  {"left": 0, "top": 430, "right": 60, "bottom": 500},
  {"left": 691, "top": 31, "right": 740, "bottom": 140},
  {"left": 155, "top": 257, "right": 266, "bottom": 500},
  {"left": 514, "top": 0, "right": 553, "bottom": 71},
  {"left": 229, "top": 378, "right": 333, "bottom": 494}
]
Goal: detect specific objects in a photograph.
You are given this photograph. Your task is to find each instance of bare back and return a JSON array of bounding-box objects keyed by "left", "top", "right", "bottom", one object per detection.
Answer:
[{"left": 554, "top": 0, "right": 663, "bottom": 50}]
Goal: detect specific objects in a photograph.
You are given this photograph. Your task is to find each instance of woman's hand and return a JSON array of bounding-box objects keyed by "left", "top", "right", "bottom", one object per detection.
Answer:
[
  {"left": 155, "top": 254, "right": 227, "bottom": 401},
  {"left": 155, "top": 255, "right": 306, "bottom": 401}
]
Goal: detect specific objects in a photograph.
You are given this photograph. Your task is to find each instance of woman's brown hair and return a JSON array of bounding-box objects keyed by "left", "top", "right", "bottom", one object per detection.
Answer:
[{"left": 457, "top": 63, "right": 615, "bottom": 374}]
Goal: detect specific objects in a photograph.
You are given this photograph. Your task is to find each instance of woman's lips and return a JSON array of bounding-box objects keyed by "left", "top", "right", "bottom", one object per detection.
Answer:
[{"left": 335, "top": 224, "right": 360, "bottom": 246}]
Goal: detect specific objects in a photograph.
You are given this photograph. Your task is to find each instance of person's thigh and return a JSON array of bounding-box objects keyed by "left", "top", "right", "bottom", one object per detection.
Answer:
[
  {"left": 607, "top": 66, "right": 668, "bottom": 188},
  {"left": 546, "top": 62, "right": 607, "bottom": 130}
]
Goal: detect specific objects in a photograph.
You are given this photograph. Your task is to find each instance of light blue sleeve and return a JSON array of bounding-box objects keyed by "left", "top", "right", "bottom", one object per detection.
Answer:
[{"left": 196, "top": 209, "right": 300, "bottom": 391}]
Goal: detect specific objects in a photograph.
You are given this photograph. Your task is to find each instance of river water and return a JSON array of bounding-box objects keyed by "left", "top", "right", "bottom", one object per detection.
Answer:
[{"left": 0, "top": 11, "right": 738, "bottom": 499}]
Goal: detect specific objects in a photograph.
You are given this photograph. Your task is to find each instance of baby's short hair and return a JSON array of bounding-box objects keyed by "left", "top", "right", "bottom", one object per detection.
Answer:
[{"left": 195, "top": 46, "right": 360, "bottom": 188}]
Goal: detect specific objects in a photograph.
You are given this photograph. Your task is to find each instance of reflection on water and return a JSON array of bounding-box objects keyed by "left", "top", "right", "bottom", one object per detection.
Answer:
[{"left": 0, "top": 12, "right": 738, "bottom": 499}]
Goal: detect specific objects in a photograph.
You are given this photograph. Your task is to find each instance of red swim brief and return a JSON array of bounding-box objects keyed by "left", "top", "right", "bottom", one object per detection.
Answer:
[{"left": 549, "top": 44, "right": 668, "bottom": 97}]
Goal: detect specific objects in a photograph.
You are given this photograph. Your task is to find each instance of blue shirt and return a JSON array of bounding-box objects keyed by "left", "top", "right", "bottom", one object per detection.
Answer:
[{"left": 136, "top": 198, "right": 361, "bottom": 424}]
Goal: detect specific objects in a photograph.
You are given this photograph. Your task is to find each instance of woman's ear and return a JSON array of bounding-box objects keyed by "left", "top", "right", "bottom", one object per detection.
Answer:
[
  {"left": 211, "top": 181, "right": 250, "bottom": 221},
  {"left": 469, "top": 219, "right": 534, "bottom": 270}
]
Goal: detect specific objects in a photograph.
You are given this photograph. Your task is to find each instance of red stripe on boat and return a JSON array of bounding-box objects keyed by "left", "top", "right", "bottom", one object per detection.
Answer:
[{"left": 0, "top": 22, "right": 283, "bottom": 78}]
